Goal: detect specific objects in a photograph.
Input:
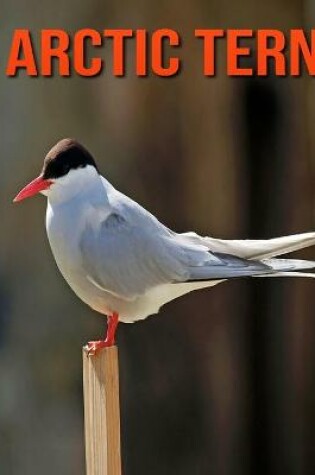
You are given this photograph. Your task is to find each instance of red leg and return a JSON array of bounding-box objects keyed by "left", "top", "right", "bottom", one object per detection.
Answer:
[
  {"left": 85, "top": 312, "right": 119, "bottom": 356},
  {"left": 105, "top": 313, "right": 119, "bottom": 345}
]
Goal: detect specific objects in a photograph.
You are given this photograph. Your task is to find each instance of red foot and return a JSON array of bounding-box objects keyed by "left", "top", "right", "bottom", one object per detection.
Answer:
[
  {"left": 85, "top": 339, "right": 113, "bottom": 356},
  {"left": 85, "top": 312, "right": 119, "bottom": 356}
]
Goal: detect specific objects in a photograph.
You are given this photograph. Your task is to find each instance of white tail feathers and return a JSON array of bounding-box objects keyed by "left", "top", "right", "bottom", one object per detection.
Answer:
[
  {"left": 181, "top": 231, "right": 315, "bottom": 260},
  {"left": 264, "top": 258, "right": 315, "bottom": 272},
  {"left": 255, "top": 272, "right": 315, "bottom": 279}
]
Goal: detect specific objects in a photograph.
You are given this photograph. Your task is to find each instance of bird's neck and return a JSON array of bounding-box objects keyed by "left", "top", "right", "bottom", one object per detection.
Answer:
[{"left": 48, "top": 171, "right": 111, "bottom": 208}]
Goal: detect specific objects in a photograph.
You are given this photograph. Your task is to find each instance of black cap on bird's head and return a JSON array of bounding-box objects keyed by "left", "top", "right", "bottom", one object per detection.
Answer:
[
  {"left": 14, "top": 138, "right": 99, "bottom": 202},
  {"left": 42, "top": 138, "right": 99, "bottom": 180}
]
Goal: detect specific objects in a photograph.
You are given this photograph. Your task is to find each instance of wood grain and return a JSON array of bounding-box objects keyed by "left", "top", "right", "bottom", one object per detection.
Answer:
[{"left": 83, "top": 346, "right": 121, "bottom": 475}]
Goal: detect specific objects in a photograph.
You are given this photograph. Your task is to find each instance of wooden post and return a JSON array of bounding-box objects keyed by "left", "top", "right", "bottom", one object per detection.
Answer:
[{"left": 83, "top": 346, "right": 122, "bottom": 475}]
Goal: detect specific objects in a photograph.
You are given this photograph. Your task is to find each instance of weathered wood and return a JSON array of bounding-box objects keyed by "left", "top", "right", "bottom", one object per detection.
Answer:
[{"left": 83, "top": 346, "right": 121, "bottom": 475}]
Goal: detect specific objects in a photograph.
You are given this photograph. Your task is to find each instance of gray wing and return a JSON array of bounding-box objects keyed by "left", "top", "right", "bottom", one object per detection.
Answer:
[
  {"left": 79, "top": 212, "right": 190, "bottom": 300},
  {"left": 79, "top": 208, "right": 274, "bottom": 301}
]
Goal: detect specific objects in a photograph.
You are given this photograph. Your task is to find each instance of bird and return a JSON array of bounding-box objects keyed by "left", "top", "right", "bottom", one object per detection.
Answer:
[{"left": 14, "top": 138, "right": 315, "bottom": 355}]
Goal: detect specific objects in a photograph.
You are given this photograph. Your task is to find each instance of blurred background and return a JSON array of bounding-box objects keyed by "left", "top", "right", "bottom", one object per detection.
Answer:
[{"left": 1, "top": 1, "right": 315, "bottom": 474}]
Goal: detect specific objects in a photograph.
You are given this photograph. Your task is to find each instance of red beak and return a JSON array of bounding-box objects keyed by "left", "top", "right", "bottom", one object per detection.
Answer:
[{"left": 13, "top": 175, "right": 52, "bottom": 203}]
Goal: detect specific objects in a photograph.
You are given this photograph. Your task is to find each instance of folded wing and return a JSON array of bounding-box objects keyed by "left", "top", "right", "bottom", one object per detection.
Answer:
[{"left": 80, "top": 211, "right": 315, "bottom": 300}]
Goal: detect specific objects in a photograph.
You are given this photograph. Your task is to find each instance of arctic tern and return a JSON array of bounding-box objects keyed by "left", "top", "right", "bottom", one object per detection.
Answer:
[{"left": 14, "top": 139, "right": 315, "bottom": 355}]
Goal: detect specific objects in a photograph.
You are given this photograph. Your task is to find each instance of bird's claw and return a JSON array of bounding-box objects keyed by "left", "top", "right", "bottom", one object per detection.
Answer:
[{"left": 84, "top": 339, "right": 114, "bottom": 356}]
